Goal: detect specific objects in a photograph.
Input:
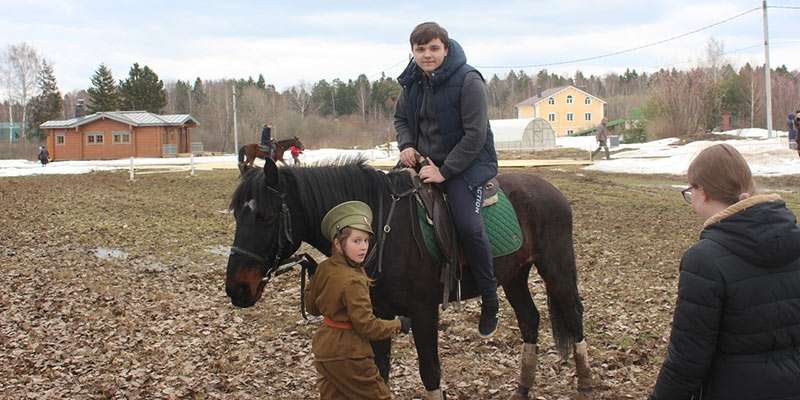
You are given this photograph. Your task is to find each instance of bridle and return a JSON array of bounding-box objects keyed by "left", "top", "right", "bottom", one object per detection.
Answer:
[{"left": 229, "top": 186, "right": 294, "bottom": 284}]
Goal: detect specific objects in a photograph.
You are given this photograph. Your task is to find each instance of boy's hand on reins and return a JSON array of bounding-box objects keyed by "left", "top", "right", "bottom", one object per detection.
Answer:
[
  {"left": 419, "top": 158, "right": 445, "bottom": 184},
  {"left": 400, "top": 148, "right": 418, "bottom": 167}
]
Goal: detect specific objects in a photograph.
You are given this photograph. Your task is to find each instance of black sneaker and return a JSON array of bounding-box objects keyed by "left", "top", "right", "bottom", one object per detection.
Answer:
[{"left": 478, "top": 296, "right": 499, "bottom": 338}]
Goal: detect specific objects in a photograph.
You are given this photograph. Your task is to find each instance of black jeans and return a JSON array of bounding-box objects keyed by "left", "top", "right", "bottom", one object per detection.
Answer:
[{"left": 444, "top": 175, "right": 497, "bottom": 298}]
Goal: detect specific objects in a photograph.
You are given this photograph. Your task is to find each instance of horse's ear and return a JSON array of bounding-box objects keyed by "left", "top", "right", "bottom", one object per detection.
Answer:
[{"left": 262, "top": 158, "right": 280, "bottom": 189}]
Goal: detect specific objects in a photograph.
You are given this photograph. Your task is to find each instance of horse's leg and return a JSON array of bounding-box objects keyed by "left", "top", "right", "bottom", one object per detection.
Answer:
[
  {"left": 410, "top": 305, "right": 444, "bottom": 399},
  {"left": 536, "top": 243, "right": 593, "bottom": 399},
  {"left": 501, "top": 265, "right": 540, "bottom": 400},
  {"left": 371, "top": 338, "right": 392, "bottom": 383}
]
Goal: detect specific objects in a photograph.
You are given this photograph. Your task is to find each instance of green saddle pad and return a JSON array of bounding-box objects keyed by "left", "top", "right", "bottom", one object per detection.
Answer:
[{"left": 417, "top": 189, "right": 523, "bottom": 261}]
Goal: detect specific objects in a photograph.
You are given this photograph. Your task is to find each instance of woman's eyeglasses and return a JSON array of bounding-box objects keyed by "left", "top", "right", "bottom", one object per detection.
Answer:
[{"left": 681, "top": 186, "right": 695, "bottom": 204}]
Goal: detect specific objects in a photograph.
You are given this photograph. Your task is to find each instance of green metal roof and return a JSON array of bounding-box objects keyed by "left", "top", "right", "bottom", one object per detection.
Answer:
[{"left": 572, "top": 119, "right": 625, "bottom": 136}]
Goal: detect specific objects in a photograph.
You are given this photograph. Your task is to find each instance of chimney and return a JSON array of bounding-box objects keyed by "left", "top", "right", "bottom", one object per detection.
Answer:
[
  {"left": 536, "top": 87, "right": 542, "bottom": 98},
  {"left": 75, "top": 99, "right": 85, "bottom": 118}
]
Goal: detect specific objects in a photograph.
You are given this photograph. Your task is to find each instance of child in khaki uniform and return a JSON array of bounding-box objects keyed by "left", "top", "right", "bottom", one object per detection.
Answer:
[{"left": 304, "top": 201, "right": 411, "bottom": 400}]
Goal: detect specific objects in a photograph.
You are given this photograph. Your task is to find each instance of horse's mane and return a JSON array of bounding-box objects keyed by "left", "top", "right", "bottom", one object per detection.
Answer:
[{"left": 230, "top": 159, "right": 413, "bottom": 233}]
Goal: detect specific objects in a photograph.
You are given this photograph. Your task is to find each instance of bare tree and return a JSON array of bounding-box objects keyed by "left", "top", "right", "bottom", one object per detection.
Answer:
[
  {"left": 354, "top": 74, "right": 371, "bottom": 122},
  {"left": 288, "top": 82, "right": 313, "bottom": 119},
  {"left": 2, "top": 43, "right": 42, "bottom": 139}
]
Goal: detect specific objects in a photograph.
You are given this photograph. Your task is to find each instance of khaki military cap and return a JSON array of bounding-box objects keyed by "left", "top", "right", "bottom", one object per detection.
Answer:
[{"left": 320, "top": 201, "right": 374, "bottom": 241}]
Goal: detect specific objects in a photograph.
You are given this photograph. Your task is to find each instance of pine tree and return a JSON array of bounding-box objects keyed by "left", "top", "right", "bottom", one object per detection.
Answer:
[
  {"left": 118, "top": 63, "right": 167, "bottom": 113},
  {"left": 87, "top": 64, "right": 119, "bottom": 113},
  {"left": 256, "top": 74, "right": 266, "bottom": 90},
  {"left": 28, "top": 60, "right": 63, "bottom": 139},
  {"left": 192, "top": 77, "right": 206, "bottom": 105},
  {"left": 172, "top": 80, "right": 192, "bottom": 114}
]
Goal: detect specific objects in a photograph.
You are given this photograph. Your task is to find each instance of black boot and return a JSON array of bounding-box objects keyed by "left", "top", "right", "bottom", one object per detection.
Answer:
[{"left": 478, "top": 293, "right": 499, "bottom": 338}]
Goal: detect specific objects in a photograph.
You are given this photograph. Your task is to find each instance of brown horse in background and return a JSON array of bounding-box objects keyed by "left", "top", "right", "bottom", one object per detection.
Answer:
[{"left": 237, "top": 137, "right": 305, "bottom": 174}]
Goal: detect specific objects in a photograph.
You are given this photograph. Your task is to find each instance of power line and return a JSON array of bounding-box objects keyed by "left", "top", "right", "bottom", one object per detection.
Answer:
[
  {"left": 768, "top": 5, "right": 800, "bottom": 9},
  {"left": 368, "top": 58, "right": 408, "bottom": 80},
  {"left": 647, "top": 39, "right": 800, "bottom": 69},
  {"left": 475, "top": 6, "right": 761, "bottom": 70}
]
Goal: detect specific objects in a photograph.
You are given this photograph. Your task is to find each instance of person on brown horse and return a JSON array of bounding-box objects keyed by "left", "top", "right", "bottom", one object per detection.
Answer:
[{"left": 260, "top": 123, "right": 274, "bottom": 157}]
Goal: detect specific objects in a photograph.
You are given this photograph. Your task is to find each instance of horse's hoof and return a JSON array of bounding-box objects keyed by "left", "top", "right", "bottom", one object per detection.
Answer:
[
  {"left": 509, "top": 387, "right": 530, "bottom": 400},
  {"left": 574, "top": 389, "right": 594, "bottom": 400}
]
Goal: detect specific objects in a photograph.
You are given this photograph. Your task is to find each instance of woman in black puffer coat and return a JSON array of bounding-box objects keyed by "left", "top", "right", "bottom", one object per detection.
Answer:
[{"left": 650, "top": 143, "right": 800, "bottom": 400}]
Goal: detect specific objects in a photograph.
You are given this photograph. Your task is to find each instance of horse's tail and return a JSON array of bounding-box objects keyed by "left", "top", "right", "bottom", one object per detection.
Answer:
[
  {"left": 238, "top": 145, "right": 245, "bottom": 163},
  {"left": 533, "top": 187, "right": 584, "bottom": 359}
]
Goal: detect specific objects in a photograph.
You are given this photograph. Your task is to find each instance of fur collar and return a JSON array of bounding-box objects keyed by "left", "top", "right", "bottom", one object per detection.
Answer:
[{"left": 703, "top": 194, "right": 782, "bottom": 228}]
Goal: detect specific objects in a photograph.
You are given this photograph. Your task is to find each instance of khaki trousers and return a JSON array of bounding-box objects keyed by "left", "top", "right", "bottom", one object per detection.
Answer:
[{"left": 314, "top": 358, "right": 391, "bottom": 400}]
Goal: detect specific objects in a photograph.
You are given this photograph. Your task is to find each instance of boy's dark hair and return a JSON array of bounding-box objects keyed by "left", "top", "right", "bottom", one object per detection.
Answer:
[{"left": 410, "top": 22, "right": 449, "bottom": 49}]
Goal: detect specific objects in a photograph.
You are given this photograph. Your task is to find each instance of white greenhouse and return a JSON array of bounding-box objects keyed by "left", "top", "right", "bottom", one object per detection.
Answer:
[{"left": 490, "top": 118, "right": 556, "bottom": 150}]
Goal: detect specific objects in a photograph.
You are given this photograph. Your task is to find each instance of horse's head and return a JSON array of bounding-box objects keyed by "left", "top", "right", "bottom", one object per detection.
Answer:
[{"left": 225, "top": 159, "right": 295, "bottom": 308}]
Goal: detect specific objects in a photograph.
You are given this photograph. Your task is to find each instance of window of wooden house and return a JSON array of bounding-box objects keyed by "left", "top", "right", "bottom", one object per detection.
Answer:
[
  {"left": 113, "top": 131, "right": 130, "bottom": 144},
  {"left": 56, "top": 134, "right": 65, "bottom": 145},
  {"left": 87, "top": 133, "right": 104, "bottom": 144}
]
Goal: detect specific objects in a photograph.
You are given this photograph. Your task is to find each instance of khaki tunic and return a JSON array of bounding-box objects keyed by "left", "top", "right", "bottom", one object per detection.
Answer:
[{"left": 304, "top": 254, "right": 401, "bottom": 399}]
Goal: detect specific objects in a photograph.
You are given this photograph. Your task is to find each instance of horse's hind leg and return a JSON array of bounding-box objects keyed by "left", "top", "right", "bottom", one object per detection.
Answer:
[
  {"left": 501, "top": 266, "right": 540, "bottom": 400},
  {"left": 536, "top": 249, "right": 594, "bottom": 399}
]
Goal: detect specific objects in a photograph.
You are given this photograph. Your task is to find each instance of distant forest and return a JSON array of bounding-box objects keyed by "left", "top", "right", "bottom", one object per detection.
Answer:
[{"left": 3, "top": 40, "right": 799, "bottom": 152}]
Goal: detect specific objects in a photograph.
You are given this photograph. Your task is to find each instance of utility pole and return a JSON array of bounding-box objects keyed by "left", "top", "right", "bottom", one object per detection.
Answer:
[
  {"left": 750, "top": 79, "right": 755, "bottom": 129},
  {"left": 8, "top": 103, "right": 12, "bottom": 144},
  {"left": 232, "top": 85, "right": 239, "bottom": 154},
  {"left": 762, "top": 0, "right": 773, "bottom": 138}
]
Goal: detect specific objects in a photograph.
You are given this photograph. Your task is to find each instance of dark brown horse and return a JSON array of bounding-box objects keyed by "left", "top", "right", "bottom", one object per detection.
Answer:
[
  {"left": 237, "top": 137, "right": 304, "bottom": 174},
  {"left": 224, "top": 159, "right": 593, "bottom": 400}
]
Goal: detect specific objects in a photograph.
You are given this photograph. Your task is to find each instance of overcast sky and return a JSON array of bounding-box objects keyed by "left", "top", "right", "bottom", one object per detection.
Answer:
[{"left": 1, "top": 0, "right": 798, "bottom": 94}]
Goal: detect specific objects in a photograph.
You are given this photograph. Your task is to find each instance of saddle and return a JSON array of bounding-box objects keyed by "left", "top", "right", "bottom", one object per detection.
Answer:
[
  {"left": 410, "top": 157, "right": 502, "bottom": 309},
  {"left": 259, "top": 140, "right": 275, "bottom": 154}
]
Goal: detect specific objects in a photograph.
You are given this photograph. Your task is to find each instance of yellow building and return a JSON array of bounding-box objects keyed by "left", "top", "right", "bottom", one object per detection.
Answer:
[{"left": 516, "top": 86, "right": 606, "bottom": 136}]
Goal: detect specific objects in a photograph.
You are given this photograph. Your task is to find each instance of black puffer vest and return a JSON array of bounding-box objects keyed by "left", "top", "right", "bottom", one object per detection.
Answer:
[{"left": 397, "top": 39, "right": 497, "bottom": 188}]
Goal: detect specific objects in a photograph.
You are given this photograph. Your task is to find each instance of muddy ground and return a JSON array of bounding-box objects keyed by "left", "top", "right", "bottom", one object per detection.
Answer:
[{"left": 1, "top": 160, "right": 798, "bottom": 400}]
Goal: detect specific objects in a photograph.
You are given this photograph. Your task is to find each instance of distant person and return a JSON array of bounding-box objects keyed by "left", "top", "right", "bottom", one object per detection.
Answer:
[
  {"left": 591, "top": 118, "right": 610, "bottom": 160},
  {"left": 260, "top": 123, "right": 273, "bottom": 156},
  {"left": 290, "top": 144, "right": 303, "bottom": 165},
  {"left": 649, "top": 143, "right": 800, "bottom": 400},
  {"left": 37, "top": 145, "right": 49, "bottom": 166},
  {"left": 795, "top": 112, "right": 800, "bottom": 157},
  {"left": 787, "top": 113, "right": 797, "bottom": 150}
]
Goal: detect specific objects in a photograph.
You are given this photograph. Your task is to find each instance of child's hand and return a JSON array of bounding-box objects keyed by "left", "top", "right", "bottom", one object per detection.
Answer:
[{"left": 398, "top": 316, "right": 412, "bottom": 334}]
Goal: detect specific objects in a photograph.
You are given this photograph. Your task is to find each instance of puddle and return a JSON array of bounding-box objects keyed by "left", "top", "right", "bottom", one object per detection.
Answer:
[{"left": 94, "top": 247, "right": 128, "bottom": 260}]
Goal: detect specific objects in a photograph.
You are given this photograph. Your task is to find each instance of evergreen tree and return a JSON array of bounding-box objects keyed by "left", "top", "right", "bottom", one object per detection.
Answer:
[
  {"left": 28, "top": 60, "right": 63, "bottom": 138},
  {"left": 118, "top": 63, "right": 167, "bottom": 113},
  {"left": 311, "top": 79, "right": 334, "bottom": 116},
  {"left": 256, "top": 74, "right": 266, "bottom": 90},
  {"left": 192, "top": 77, "right": 206, "bottom": 105},
  {"left": 87, "top": 63, "right": 119, "bottom": 113},
  {"left": 172, "top": 80, "right": 192, "bottom": 114}
]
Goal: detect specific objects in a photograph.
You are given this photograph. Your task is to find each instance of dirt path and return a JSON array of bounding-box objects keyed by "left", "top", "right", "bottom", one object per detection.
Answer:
[{"left": 1, "top": 168, "right": 797, "bottom": 399}]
